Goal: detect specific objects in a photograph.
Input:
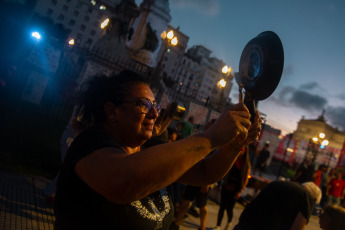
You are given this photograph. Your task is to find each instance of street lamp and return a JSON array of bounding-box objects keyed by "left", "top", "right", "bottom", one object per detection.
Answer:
[
  {"left": 152, "top": 29, "right": 178, "bottom": 81},
  {"left": 160, "top": 30, "right": 178, "bottom": 47},
  {"left": 222, "top": 65, "right": 232, "bottom": 77},
  {"left": 308, "top": 132, "right": 329, "bottom": 164},
  {"left": 100, "top": 18, "right": 110, "bottom": 29},
  {"left": 68, "top": 39, "right": 75, "bottom": 46},
  {"left": 217, "top": 79, "right": 226, "bottom": 88},
  {"left": 216, "top": 65, "right": 228, "bottom": 109},
  {"left": 217, "top": 65, "right": 232, "bottom": 105}
]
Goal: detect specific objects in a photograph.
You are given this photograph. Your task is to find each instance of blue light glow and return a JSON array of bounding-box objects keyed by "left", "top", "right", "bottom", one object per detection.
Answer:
[{"left": 31, "top": 32, "right": 41, "bottom": 40}]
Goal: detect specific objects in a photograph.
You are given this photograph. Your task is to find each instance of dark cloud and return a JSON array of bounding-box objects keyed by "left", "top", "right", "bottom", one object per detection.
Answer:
[
  {"left": 277, "top": 86, "right": 295, "bottom": 101},
  {"left": 172, "top": 0, "right": 219, "bottom": 15},
  {"left": 289, "top": 90, "right": 328, "bottom": 111},
  {"left": 268, "top": 85, "right": 345, "bottom": 130},
  {"left": 299, "top": 82, "right": 322, "bottom": 91},
  {"left": 325, "top": 106, "right": 345, "bottom": 131}
]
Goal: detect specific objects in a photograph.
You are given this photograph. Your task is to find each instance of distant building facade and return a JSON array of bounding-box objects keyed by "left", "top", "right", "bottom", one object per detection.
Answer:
[
  {"left": 292, "top": 113, "right": 345, "bottom": 167},
  {"left": 34, "top": 0, "right": 118, "bottom": 49},
  {"left": 168, "top": 45, "right": 234, "bottom": 110}
]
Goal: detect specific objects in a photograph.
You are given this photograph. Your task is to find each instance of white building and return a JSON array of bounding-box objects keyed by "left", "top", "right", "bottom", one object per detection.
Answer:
[
  {"left": 33, "top": 0, "right": 119, "bottom": 49},
  {"left": 170, "top": 45, "right": 234, "bottom": 109}
]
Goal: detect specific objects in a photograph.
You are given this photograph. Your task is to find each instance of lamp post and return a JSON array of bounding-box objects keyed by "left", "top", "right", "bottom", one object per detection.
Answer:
[
  {"left": 101, "top": 18, "right": 110, "bottom": 29},
  {"left": 216, "top": 65, "right": 232, "bottom": 109},
  {"left": 216, "top": 78, "right": 226, "bottom": 110},
  {"left": 153, "top": 29, "right": 178, "bottom": 80},
  {"left": 222, "top": 65, "right": 232, "bottom": 77},
  {"left": 307, "top": 133, "right": 329, "bottom": 164},
  {"left": 99, "top": 18, "right": 110, "bottom": 39}
]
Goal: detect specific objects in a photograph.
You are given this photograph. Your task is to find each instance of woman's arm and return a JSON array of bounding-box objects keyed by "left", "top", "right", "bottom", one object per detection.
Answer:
[
  {"left": 75, "top": 103, "right": 253, "bottom": 204},
  {"left": 178, "top": 111, "right": 261, "bottom": 186}
]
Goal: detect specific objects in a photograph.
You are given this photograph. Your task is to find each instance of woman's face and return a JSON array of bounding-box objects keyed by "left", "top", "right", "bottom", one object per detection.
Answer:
[{"left": 116, "top": 83, "right": 159, "bottom": 147}]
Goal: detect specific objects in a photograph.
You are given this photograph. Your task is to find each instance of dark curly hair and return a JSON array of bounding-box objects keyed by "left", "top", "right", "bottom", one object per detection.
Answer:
[{"left": 76, "top": 70, "right": 150, "bottom": 127}]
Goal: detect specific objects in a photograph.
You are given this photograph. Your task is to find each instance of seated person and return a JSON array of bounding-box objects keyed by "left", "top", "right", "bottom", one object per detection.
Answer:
[
  {"left": 319, "top": 205, "right": 345, "bottom": 230},
  {"left": 234, "top": 181, "right": 321, "bottom": 230}
]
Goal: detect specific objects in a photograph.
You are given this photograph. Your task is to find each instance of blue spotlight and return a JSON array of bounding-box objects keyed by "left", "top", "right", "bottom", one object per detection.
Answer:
[{"left": 31, "top": 31, "right": 41, "bottom": 40}]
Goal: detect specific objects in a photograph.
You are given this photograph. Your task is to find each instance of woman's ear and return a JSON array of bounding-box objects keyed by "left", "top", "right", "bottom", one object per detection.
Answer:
[{"left": 104, "top": 102, "right": 118, "bottom": 123}]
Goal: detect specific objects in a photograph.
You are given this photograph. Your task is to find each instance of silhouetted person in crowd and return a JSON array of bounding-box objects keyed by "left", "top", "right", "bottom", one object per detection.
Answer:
[
  {"left": 214, "top": 147, "right": 251, "bottom": 230},
  {"left": 312, "top": 164, "right": 327, "bottom": 187},
  {"left": 319, "top": 205, "right": 345, "bottom": 230},
  {"left": 293, "top": 159, "right": 315, "bottom": 183},
  {"left": 171, "top": 119, "right": 216, "bottom": 230},
  {"left": 253, "top": 142, "right": 270, "bottom": 176},
  {"left": 234, "top": 181, "right": 321, "bottom": 230}
]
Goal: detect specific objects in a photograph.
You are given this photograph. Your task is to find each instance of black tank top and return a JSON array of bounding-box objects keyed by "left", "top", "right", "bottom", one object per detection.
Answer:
[{"left": 54, "top": 127, "right": 174, "bottom": 229}]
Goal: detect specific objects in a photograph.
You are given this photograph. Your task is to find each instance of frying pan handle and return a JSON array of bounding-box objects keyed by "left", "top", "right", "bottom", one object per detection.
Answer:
[{"left": 244, "top": 92, "right": 257, "bottom": 124}]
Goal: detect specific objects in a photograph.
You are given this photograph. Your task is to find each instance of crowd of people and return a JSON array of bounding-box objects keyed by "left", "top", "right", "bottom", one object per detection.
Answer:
[{"left": 51, "top": 69, "right": 345, "bottom": 230}]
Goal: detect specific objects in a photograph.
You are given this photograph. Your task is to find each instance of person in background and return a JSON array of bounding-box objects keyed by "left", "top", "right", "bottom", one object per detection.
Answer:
[
  {"left": 172, "top": 185, "right": 211, "bottom": 230},
  {"left": 319, "top": 205, "right": 345, "bottom": 230},
  {"left": 214, "top": 147, "right": 251, "bottom": 230},
  {"left": 253, "top": 142, "right": 270, "bottom": 176},
  {"left": 43, "top": 107, "right": 85, "bottom": 204},
  {"left": 326, "top": 171, "right": 345, "bottom": 206},
  {"left": 54, "top": 70, "right": 262, "bottom": 230},
  {"left": 181, "top": 116, "right": 194, "bottom": 138},
  {"left": 320, "top": 168, "right": 336, "bottom": 207},
  {"left": 312, "top": 164, "right": 327, "bottom": 187},
  {"left": 171, "top": 119, "right": 216, "bottom": 230},
  {"left": 176, "top": 122, "right": 184, "bottom": 140},
  {"left": 167, "top": 127, "right": 178, "bottom": 143},
  {"left": 233, "top": 181, "right": 321, "bottom": 230},
  {"left": 167, "top": 126, "right": 182, "bottom": 214},
  {"left": 293, "top": 159, "right": 315, "bottom": 184}
]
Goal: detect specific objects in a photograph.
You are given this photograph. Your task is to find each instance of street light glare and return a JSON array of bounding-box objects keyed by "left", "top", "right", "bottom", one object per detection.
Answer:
[
  {"left": 218, "top": 79, "right": 226, "bottom": 88},
  {"left": 322, "top": 140, "right": 329, "bottom": 146},
  {"left": 68, "top": 39, "right": 75, "bottom": 45},
  {"left": 160, "top": 31, "right": 167, "bottom": 40},
  {"left": 222, "top": 65, "right": 233, "bottom": 75},
  {"left": 171, "top": 37, "right": 178, "bottom": 46},
  {"left": 312, "top": 137, "right": 318, "bottom": 142},
  {"left": 319, "top": 133, "right": 325, "bottom": 139},
  {"left": 101, "top": 18, "right": 109, "bottom": 29},
  {"left": 31, "top": 32, "right": 41, "bottom": 40},
  {"left": 222, "top": 65, "right": 229, "bottom": 74},
  {"left": 167, "top": 30, "right": 174, "bottom": 40}
]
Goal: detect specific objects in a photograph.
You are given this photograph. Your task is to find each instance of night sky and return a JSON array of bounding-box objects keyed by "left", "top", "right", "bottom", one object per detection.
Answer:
[{"left": 137, "top": 0, "right": 345, "bottom": 134}]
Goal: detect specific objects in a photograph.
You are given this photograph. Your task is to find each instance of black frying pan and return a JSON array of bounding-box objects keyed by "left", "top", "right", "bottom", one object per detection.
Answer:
[{"left": 236, "top": 31, "right": 284, "bottom": 121}]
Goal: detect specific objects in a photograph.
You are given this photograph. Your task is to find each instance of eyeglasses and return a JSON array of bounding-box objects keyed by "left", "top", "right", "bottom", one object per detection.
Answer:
[{"left": 123, "top": 98, "right": 161, "bottom": 114}]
